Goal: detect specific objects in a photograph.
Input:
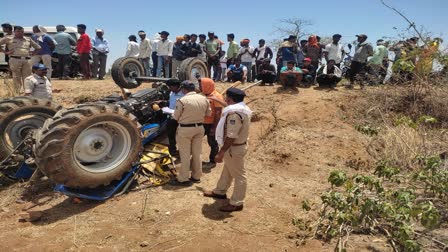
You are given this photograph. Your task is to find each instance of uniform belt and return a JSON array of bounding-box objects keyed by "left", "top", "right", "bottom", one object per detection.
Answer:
[
  {"left": 10, "top": 56, "right": 31, "bottom": 60},
  {"left": 179, "top": 123, "right": 203, "bottom": 127},
  {"left": 232, "top": 142, "right": 247, "bottom": 146}
]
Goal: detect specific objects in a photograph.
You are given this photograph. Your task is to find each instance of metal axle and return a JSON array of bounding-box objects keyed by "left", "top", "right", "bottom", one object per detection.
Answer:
[{"left": 134, "top": 77, "right": 171, "bottom": 83}]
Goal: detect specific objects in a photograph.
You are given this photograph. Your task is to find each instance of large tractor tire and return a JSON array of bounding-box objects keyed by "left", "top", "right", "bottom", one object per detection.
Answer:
[
  {"left": 34, "top": 104, "right": 143, "bottom": 188},
  {"left": 0, "top": 97, "right": 62, "bottom": 160},
  {"left": 111, "top": 57, "right": 145, "bottom": 89},
  {"left": 178, "top": 58, "right": 208, "bottom": 82}
]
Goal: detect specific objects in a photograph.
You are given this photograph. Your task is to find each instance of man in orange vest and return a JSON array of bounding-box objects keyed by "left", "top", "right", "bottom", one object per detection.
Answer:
[{"left": 199, "top": 78, "right": 224, "bottom": 169}]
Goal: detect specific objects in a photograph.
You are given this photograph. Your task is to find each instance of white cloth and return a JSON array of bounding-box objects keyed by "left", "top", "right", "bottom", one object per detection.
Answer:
[
  {"left": 215, "top": 102, "right": 252, "bottom": 146},
  {"left": 125, "top": 41, "right": 139, "bottom": 57},
  {"left": 220, "top": 55, "right": 227, "bottom": 68},
  {"left": 239, "top": 46, "right": 254, "bottom": 63},
  {"left": 161, "top": 107, "right": 174, "bottom": 115},
  {"left": 324, "top": 43, "right": 344, "bottom": 64},
  {"left": 34, "top": 26, "right": 48, "bottom": 43},
  {"left": 151, "top": 33, "right": 161, "bottom": 53},
  {"left": 139, "top": 38, "right": 152, "bottom": 58},
  {"left": 156, "top": 39, "right": 173, "bottom": 56},
  {"left": 322, "top": 65, "right": 342, "bottom": 78},
  {"left": 256, "top": 45, "right": 267, "bottom": 60}
]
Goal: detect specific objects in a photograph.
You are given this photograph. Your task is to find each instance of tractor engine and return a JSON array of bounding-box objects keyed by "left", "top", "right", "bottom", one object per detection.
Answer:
[{"left": 100, "top": 85, "right": 170, "bottom": 125}]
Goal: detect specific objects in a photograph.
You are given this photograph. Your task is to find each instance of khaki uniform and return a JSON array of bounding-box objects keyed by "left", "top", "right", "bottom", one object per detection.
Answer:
[
  {"left": 173, "top": 92, "right": 211, "bottom": 182},
  {"left": 0, "top": 36, "right": 41, "bottom": 95},
  {"left": 213, "top": 112, "right": 250, "bottom": 206},
  {"left": 24, "top": 74, "right": 52, "bottom": 100}
]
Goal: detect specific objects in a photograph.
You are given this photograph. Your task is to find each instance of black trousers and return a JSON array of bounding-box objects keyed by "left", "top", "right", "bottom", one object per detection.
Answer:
[
  {"left": 204, "top": 124, "right": 219, "bottom": 163},
  {"left": 349, "top": 61, "right": 366, "bottom": 83},
  {"left": 226, "top": 58, "right": 234, "bottom": 68},
  {"left": 151, "top": 51, "right": 158, "bottom": 77},
  {"left": 207, "top": 56, "right": 220, "bottom": 79},
  {"left": 316, "top": 74, "right": 342, "bottom": 87},
  {"left": 57, "top": 54, "right": 72, "bottom": 78},
  {"left": 166, "top": 118, "right": 178, "bottom": 155},
  {"left": 257, "top": 73, "right": 276, "bottom": 84}
]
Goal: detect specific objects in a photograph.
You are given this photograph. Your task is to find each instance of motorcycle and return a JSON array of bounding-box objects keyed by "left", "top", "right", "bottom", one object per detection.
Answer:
[{"left": 340, "top": 44, "right": 352, "bottom": 79}]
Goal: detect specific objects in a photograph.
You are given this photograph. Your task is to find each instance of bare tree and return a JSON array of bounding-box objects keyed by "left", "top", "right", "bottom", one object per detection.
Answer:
[
  {"left": 271, "top": 18, "right": 313, "bottom": 52},
  {"left": 273, "top": 18, "right": 313, "bottom": 41}
]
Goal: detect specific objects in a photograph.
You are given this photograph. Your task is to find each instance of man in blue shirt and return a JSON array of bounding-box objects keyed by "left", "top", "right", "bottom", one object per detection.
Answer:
[
  {"left": 30, "top": 25, "right": 55, "bottom": 79},
  {"left": 279, "top": 35, "right": 298, "bottom": 67},
  {"left": 53, "top": 25, "right": 76, "bottom": 79},
  {"left": 164, "top": 79, "right": 185, "bottom": 157},
  {"left": 91, "top": 29, "right": 109, "bottom": 80},
  {"left": 226, "top": 58, "right": 247, "bottom": 83}
]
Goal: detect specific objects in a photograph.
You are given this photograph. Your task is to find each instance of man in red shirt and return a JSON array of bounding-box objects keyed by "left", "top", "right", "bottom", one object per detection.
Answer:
[{"left": 76, "top": 24, "right": 92, "bottom": 79}]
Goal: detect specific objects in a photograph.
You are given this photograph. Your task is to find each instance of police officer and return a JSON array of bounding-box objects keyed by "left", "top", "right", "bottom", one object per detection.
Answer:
[
  {"left": 1, "top": 23, "right": 13, "bottom": 64},
  {"left": 170, "top": 81, "right": 211, "bottom": 186},
  {"left": 163, "top": 79, "right": 184, "bottom": 157},
  {"left": 203, "top": 88, "right": 252, "bottom": 212},
  {"left": 0, "top": 26, "right": 41, "bottom": 95},
  {"left": 24, "top": 64, "right": 52, "bottom": 100}
]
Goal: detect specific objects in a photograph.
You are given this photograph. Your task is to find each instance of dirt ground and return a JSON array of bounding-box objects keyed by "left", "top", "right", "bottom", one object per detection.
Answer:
[{"left": 0, "top": 78, "right": 393, "bottom": 251}]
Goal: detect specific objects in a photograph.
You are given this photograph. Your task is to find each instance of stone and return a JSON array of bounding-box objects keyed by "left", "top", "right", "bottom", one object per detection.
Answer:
[{"left": 140, "top": 241, "right": 149, "bottom": 247}]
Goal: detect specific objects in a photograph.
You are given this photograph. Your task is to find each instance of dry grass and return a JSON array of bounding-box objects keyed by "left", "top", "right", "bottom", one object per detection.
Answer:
[
  {"left": 343, "top": 82, "right": 448, "bottom": 169},
  {"left": 367, "top": 125, "right": 424, "bottom": 169},
  {"left": 346, "top": 83, "right": 448, "bottom": 128},
  {"left": 0, "top": 78, "right": 16, "bottom": 98}
]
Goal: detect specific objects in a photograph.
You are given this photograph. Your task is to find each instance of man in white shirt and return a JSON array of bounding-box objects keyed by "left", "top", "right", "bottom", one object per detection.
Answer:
[
  {"left": 324, "top": 34, "right": 345, "bottom": 68},
  {"left": 91, "top": 28, "right": 109, "bottom": 80},
  {"left": 24, "top": 64, "right": 52, "bottom": 100},
  {"left": 238, "top": 39, "right": 254, "bottom": 82},
  {"left": 138, "top": 30, "right": 152, "bottom": 76},
  {"left": 156, "top": 31, "right": 173, "bottom": 78},
  {"left": 125, "top": 35, "right": 139, "bottom": 57},
  {"left": 198, "top": 34, "right": 207, "bottom": 61},
  {"left": 151, "top": 33, "right": 161, "bottom": 76},
  {"left": 253, "top": 39, "right": 273, "bottom": 80}
]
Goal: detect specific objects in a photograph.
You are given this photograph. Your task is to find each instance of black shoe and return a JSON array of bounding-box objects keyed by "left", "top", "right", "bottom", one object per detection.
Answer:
[
  {"left": 203, "top": 162, "right": 216, "bottom": 169},
  {"left": 168, "top": 179, "right": 192, "bottom": 187},
  {"left": 190, "top": 177, "right": 201, "bottom": 183},
  {"left": 203, "top": 191, "right": 227, "bottom": 199}
]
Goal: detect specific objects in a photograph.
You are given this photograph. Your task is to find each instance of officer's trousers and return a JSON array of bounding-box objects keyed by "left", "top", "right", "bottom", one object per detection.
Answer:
[
  {"left": 9, "top": 58, "right": 31, "bottom": 95},
  {"left": 176, "top": 125, "right": 204, "bottom": 182},
  {"left": 213, "top": 145, "right": 247, "bottom": 206}
]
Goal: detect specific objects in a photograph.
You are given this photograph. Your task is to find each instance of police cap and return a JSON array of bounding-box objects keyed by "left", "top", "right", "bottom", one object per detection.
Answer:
[
  {"left": 181, "top": 80, "right": 195, "bottom": 90},
  {"left": 226, "top": 88, "right": 246, "bottom": 98}
]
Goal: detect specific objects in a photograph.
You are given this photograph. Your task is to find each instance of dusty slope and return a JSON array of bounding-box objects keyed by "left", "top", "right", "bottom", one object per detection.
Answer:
[{"left": 0, "top": 79, "right": 382, "bottom": 251}]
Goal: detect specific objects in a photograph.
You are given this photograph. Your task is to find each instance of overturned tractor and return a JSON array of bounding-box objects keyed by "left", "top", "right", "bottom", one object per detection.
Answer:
[{"left": 0, "top": 57, "right": 208, "bottom": 191}]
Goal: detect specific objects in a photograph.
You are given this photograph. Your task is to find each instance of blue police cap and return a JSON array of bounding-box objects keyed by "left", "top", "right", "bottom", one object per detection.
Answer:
[
  {"left": 32, "top": 64, "right": 47, "bottom": 70},
  {"left": 226, "top": 87, "right": 246, "bottom": 97},
  {"left": 181, "top": 80, "right": 195, "bottom": 89}
]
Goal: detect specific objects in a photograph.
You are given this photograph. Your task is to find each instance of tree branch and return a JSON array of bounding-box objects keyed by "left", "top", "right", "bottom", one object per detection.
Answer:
[{"left": 379, "top": 0, "right": 427, "bottom": 45}]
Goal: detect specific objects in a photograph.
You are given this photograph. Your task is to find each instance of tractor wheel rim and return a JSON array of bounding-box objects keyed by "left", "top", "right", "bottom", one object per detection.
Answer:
[
  {"left": 4, "top": 113, "right": 50, "bottom": 151},
  {"left": 74, "top": 122, "right": 132, "bottom": 173},
  {"left": 123, "top": 61, "right": 142, "bottom": 85},
  {"left": 190, "top": 65, "right": 206, "bottom": 83}
]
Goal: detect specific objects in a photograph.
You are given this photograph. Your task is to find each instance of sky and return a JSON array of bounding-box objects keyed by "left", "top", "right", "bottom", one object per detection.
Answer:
[{"left": 3, "top": 0, "right": 448, "bottom": 70}]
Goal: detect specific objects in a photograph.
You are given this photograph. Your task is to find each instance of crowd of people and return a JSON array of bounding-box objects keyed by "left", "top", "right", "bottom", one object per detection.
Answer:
[
  {"left": 121, "top": 30, "right": 398, "bottom": 90},
  {"left": 0, "top": 23, "right": 110, "bottom": 97},
  {"left": 2, "top": 21, "right": 440, "bottom": 96}
]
